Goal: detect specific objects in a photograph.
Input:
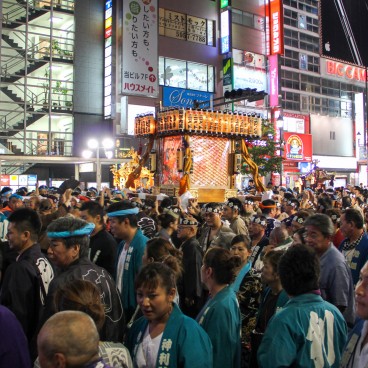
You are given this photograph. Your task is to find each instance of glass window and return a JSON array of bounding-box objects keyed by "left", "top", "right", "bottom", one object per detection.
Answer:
[
  {"left": 242, "top": 12, "right": 253, "bottom": 27},
  {"left": 159, "top": 57, "right": 214, "bottom": 92},
  {"left": 188, "top": 62, "right": 208, "bottom": 91},
  {"left": 298, "top": 14, "right": 306, "bottom": 29},
  {"left": 164, "top": 59, "right": 186, "bottom": 88},
  {"left": 232, "top": 9, "right": 243, "bottom": 24},
  {"left": 299, "top": 53, "right": 308, "bottom": 70}
]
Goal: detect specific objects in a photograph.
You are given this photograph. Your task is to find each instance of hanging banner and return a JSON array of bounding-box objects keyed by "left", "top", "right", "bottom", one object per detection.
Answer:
[
  {"left": 269, "top": 0, "right": 284, "bottom": 55},
  {"left": 122, "top": 0, "right": 159, "bottom": 97},
  {"left": 283, "top": 132, "right": 312, "bottom": 162},
  {"left": 104, "top": 0, "right": 113, "bottom": 119},
  {"left": 268, "top": 54, "right": 279, "bottom": 106}
]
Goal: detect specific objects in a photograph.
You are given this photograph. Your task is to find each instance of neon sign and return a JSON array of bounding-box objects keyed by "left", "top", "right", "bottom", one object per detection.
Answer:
[
  {"left": 220, "top": 10, "right": 230, "bottom": 54},
  {"left": 104, "top": 0, "right": 113, "bottom": 119},
  {"left": 269, "top": 0, "right": 283, "bottom": 55}
]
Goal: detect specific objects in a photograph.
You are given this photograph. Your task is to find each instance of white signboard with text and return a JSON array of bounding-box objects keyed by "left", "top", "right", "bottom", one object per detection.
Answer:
[{"left": 122, "top": 0, "right": 159, "bottom": 97}]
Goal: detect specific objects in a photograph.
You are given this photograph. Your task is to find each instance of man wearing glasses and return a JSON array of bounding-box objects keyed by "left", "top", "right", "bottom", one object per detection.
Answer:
[{"left": 304, "top": 213, "right": 355, "bottom": 327}]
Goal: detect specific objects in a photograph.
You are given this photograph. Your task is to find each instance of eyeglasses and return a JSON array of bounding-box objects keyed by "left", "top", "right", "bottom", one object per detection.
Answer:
[{"left": 302, "top": 232, "right": 322, "bottom": 240}]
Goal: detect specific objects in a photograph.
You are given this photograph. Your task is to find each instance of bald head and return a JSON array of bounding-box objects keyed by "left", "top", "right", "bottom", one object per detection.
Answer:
[
  {"left": 270, "top": 226, "right": 290, "bottom": 246},
  {"left": 37, "top": 311, "right": 100, "bottom": 368}
]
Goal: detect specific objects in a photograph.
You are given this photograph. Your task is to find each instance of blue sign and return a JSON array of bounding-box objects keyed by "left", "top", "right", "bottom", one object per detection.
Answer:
[
  {"left": 27, "top": 174, "right": 37, "bottom": 186},
  {"left": 162, "top": 87, "right": 213, "bottom": 108},
  {"left": 105, "top": 0, "right": 112, "bottom": 10}
]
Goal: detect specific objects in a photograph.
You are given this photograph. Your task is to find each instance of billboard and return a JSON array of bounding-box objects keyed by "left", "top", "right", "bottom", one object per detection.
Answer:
[
  {"left": 233, "top": 65, "right": 267, "bottom": 91},
  {"left": 320, "top": 0, "right": 368, "bottom": 67},
  {"left": 283, "top": 133, "right": 312, "bottom": 162},
  {"left": 122, "top": 0, "right": 159, "bottom": 97},
  {"left": 321, "top": 59, "right": 366, "bottom": 86}
]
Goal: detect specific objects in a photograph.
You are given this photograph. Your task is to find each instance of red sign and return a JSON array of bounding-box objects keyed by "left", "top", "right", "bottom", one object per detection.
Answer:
[
  {"left": 269, "top": 0, "right": 284, "bottom": 55},
  {"left": 105, "top": 27, "right": 112, "bottom": 39},
  {"left": 283, "top": 133, "right": 312, "bottom": 162},
  {"left": 325, "top": 60, "right": 366, "bottom": 82},
  {"left": 283, "top": 161, "right": 299, "bottom": 173},
  {"left": 0, "top": 175, "right": 10, "bottom": 186}
]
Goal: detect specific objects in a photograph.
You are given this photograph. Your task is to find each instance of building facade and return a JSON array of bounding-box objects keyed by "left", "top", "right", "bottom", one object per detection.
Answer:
[{"left": 0, "top": 0, "right": 364, "bottom": 187}]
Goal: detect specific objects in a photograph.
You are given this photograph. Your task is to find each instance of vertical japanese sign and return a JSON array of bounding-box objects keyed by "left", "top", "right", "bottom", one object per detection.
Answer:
[
  {"left": 268, "top": 54, "right": 279, "bottom": 106},
  {"left": 104, "top": 0, "right": 113, "bottom": 119},
  {"left": 220, "top": 10, "right": 230, "bottom": 54},
  {"left": 122, "top": 0, "right": 159, "bottom": 97},
  {"left": 269, "top": 0, "right": 284, "bottom": 55}
]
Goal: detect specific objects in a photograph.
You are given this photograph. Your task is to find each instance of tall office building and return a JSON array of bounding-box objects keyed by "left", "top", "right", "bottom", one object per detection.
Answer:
[{"left": 279, "top": 0, "right": 365, "bottom": 186}]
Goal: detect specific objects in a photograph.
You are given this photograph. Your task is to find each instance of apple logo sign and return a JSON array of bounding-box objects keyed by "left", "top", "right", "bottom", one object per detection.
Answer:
[{"left": 325, "top": 42, "right": 331, "bottom": 52}]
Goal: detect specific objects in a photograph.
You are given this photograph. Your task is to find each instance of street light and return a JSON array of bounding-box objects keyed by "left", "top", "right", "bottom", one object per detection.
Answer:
[
  {"left": 82, "top": 137, "right": 114, "bottom": 190},
  {"left": 277, "top": 114, "right": 284, "bottom": 187}
]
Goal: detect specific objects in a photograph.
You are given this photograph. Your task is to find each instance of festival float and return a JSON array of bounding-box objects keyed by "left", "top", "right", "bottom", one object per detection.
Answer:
[
  {"left": 128, "top": 90, "right": 270, "bottom": 202},
  {"left": 111, "top": 148, "right": 154, "bottom": 190}
]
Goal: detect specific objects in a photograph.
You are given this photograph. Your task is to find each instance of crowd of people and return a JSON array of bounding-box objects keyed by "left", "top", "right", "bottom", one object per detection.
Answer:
[{"left": 0, "top": 181, "right": 368, "bottom": 367}]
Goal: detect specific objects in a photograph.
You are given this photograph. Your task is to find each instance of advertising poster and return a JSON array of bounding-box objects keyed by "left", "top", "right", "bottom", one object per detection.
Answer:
[
  {"left": 0, "top": 175, "right": 10, "bottom": 187},
  {"left": 283, "top": 132, "right": 312, "bottom": 161},
  {"left": 122, "top": 0, "right": 159, "bottom": 97},
  {"left": 10, "top": 175, "right": 18, "bottom": 186},
  {"left": 19, "top": 175, "right": 28, "bottom": 186},
  {"left": 28, "top": 175, "right": 37, "bottom": 187}
]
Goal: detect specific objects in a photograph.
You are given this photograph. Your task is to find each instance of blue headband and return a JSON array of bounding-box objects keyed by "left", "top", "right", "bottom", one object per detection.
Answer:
[
  {"left": 107, "top": 208, "right": 139, "bottom": 217},
  {"left": 47, "top": 223, "right": 95, "bottom": 238},
  {"left": 2, "top": 190, "right": 12, "bottom": 197},
  {"left": 9, "top": 194, "right": 23, "bottom": 200}
]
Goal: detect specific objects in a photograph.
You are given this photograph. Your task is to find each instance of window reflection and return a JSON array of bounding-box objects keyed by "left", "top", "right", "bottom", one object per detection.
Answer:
[{"left": 159, "top": 57, "right": 214, "bottom": 92}]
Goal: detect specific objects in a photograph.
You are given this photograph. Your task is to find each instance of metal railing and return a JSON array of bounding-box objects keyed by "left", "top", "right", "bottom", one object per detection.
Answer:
[
  {"left": 2, "top": 2, "right": 27, "bottom": 25},
  {"left": 0, "top": 111, "right": 26, "bottom": 131},
  {"left": 1, "top": 44, "right": 50, "bottom": 77}
]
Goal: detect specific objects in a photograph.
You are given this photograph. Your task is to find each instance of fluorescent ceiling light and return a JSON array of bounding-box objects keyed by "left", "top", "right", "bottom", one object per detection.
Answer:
[{"left": 50, "top": 16, "right": 63, "bottom": 23}]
